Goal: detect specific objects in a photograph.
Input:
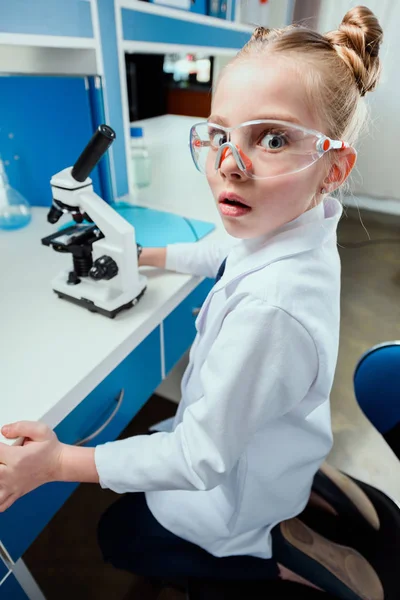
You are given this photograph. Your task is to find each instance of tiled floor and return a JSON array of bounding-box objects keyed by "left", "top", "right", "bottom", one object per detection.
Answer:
[{"left": 24, "top": 211, "right": 400, "bottom": 599}]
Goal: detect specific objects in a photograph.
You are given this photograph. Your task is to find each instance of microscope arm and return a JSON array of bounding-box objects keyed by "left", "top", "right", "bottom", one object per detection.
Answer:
[{"left": 79, "top": 188, "right": 138, "bottom": 263}]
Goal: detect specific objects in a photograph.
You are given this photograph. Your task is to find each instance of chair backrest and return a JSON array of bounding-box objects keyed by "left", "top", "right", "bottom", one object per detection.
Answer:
[{"left": 354, "top": 342, "right": 400, "bottom": 458}]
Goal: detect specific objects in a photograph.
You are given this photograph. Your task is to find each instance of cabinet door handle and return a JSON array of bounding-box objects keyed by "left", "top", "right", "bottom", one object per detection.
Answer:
[
  {"left": 75, "top": 389, "right": 125, "bottom": 446},
  {"left": 192, "top": 307, "right": 201, "bottom": 317}
]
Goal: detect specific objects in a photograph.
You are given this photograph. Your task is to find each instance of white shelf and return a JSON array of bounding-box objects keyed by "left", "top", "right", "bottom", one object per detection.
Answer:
[
  {"left": 0, "top": 33, "right": 99, "bottom": 76},
  {"left": 118, "top": 0, "right": 254, "bottom": 33},
  {"left": 0, "top": 33, "right": 96, "bottom": 50}
]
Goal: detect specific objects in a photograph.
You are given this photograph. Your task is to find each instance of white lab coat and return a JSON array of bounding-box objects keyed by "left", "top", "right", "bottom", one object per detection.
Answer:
[{"left": 95, "top": 197, "right": 342, "bottom": 559}]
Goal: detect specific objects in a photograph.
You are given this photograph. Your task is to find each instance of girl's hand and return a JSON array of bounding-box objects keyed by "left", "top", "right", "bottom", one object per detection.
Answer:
[
  {"left": 0, "top": 421, "right": 63, "bottom": 512},
  {"left": 139, "top": 247, "right": 167, "bottom": 269}
]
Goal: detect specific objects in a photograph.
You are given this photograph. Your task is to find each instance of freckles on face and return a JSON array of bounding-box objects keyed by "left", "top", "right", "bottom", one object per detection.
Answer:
[{"left": 207, "top": 57, "right": 326, "bottom": 238}]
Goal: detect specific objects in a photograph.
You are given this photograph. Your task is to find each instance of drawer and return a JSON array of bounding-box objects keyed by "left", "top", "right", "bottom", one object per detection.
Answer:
[
  {"left": 0, "top": 573, "right": 28, "bottom": 599},
  {"left": 0, "top": 327, "right": 162, "bottom": 562},
  {"left": 164, "top": 279, "right": 213, "bottom": 374},
  {"left": 55, "top": 327, "right": 162, "bottom": 446}
]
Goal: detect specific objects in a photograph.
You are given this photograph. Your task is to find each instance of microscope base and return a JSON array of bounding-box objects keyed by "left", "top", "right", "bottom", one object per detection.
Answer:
[{"left": 55, "top": 286, "right": 146, "bottom": 318}]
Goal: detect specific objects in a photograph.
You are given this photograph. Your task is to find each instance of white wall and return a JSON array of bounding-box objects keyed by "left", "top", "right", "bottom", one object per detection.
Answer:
[
  {"left": 318, "top": 1, "right": 400, "bottom": 201},
  {"left": 235, "top": 0, "right": 270, "bottom": 28},
  {"left": 265, "top": 0, "right": 292, "bottom": 28},
  {"left": 235, "top": 0, "right": 291, "bottom": 28},
  {"left": 212, "top": 0, "right": 291, "bottom": 88}
]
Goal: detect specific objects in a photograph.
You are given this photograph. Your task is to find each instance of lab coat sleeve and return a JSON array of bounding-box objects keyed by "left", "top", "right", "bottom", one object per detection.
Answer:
[
  {"left": 94, "top": 297, "right": 318, "bottom": 493},
  {"left": 165, "top": 236, "right": 236, "bottom": 278}
]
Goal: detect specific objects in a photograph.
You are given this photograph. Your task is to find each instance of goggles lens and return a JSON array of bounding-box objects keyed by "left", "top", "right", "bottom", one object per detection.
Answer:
[{"left": 190, "top": 120, "right": 332, "bottom": 179}]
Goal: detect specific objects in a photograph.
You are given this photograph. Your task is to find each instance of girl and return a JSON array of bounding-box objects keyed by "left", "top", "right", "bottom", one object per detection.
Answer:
[{"left": 0, "top": 6, "right": 385, "bottom": 599}]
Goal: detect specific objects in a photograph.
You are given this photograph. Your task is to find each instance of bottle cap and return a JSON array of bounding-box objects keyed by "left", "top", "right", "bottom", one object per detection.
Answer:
[{"left": 130, "top": 127, "right": 144, "bottom": 138}]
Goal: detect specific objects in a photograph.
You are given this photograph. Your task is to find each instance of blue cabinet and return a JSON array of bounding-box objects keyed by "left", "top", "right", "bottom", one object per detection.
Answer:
[
  {"left": 0, "top": 0, "right": 93, "bottom": 38},
  {"left": 0, "top": 574, "right": 28, "bottom": 600},
  {"left": 164, "top": 279, "right": 213, "bottom": 374},
  {"left": 122, "top": 8, "right": 250, "bottom": 47},
  {"left": 0, "top": 327, "right": 162, "bottom": 562},
  {"left": 0, "top": 76, "right": 104, "bottom": 207}
]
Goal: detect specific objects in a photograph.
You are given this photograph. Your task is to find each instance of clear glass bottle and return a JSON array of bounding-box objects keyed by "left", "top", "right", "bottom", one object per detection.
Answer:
[
  {"left": 130, "top": 127, "right": 152, "bottom": 189},
  {"left": 0, "top": 159, "right": 31, "bottom": 230}
]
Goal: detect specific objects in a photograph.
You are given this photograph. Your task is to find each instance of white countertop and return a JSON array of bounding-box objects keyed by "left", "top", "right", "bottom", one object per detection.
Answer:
[
  {"left": 0, "top": 208, "right": 223, "bottom": 446},
  {"left": 0, "top": 115, "right": 225, "bottom": 446},
  {"left": 0, "top": 213, "right": 185, "bottom": 444}
]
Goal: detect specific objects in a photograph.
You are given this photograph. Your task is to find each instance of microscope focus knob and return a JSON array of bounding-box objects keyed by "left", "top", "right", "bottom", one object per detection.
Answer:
[{"left": 89, "top": 255, "right": 118, "bottom": 281}]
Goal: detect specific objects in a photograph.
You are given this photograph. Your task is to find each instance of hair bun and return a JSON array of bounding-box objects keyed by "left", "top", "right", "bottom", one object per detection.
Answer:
[{"left": 325, "top": 5, "right": 383, "bottom": 96}]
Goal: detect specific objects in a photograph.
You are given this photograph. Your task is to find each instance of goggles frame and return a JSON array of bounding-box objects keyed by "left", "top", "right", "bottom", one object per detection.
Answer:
[{"left": 190, "top": 119, "right": 350, "bottom": 179}]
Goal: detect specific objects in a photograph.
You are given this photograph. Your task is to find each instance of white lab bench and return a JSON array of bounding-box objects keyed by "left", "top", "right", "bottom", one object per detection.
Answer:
[
  {"left": 0, "top": 208, "right": 216, "bottom": 445},
  {"left": 0, "top": 115, "right": 225, "bottom": 598}
]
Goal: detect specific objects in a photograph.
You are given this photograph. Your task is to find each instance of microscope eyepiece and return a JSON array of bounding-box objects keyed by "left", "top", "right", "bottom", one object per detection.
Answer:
[
  {"left": 47, "top": 204, "right": 64, "bottom": 224},
  {"left": 98, "top": 124, "right": 115, "bottom": 140},
  {"left": 71, "top": 124, "right": 116, "bottom": 183}
]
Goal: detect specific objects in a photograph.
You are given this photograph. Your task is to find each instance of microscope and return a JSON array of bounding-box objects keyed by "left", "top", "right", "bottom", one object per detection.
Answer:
[{"left": 41, "top": 124, "right": 146, "bottom": 318}]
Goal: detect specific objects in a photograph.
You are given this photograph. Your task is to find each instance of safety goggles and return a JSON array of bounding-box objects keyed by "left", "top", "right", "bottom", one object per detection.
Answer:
[{"left": 189, "top": 119, "right": 350, "bottom": 179}]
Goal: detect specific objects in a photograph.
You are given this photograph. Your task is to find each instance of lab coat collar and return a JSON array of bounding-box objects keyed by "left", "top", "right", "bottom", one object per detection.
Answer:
[{"left": 213, "top": 197, "right": 342, "bottom": 292}]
